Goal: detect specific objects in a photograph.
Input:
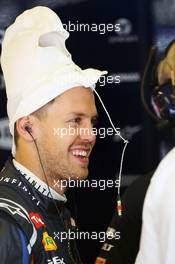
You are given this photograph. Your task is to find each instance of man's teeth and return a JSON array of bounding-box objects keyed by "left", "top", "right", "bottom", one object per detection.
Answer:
[{"left": 72, "top": 150, "right": 88, "bottom": 157}]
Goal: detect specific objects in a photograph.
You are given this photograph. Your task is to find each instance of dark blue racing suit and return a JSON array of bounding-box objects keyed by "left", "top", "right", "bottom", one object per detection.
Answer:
[{"left": 0, "top": 158, "right": 82, "bottom": 264}]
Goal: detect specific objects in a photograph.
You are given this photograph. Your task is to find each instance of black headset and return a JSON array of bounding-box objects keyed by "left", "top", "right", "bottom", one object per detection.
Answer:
[{"left": 141, "top": 39, "right": 175, "bottom": 129}]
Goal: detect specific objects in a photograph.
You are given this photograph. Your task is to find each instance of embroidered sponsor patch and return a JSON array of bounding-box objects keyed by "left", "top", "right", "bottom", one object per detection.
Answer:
[
  {"left": 42, "top": 231, "right": 57, "bottom": 251},
  {"left": 29, "top": 212, "right": 46, "bottom": 229},
  {"left": 95, "top": 257, "right": 107, "bottom": 264},
  {"left": 47, "top": 256, "right": 65, "bottom": 264}
]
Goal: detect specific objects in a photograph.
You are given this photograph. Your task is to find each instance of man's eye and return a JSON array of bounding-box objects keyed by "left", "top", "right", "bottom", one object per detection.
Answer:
[{"left": 70, "top": 117, "right": 81, "bottom": 124}]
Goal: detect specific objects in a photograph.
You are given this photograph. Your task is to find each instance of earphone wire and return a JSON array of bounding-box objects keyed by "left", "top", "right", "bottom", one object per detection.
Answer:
[
  {"left": 26, "top": 129, "right": 66, "bottom": 226},
  {"left": 93, "top": 88, "right": 129, "bottom": 216}
]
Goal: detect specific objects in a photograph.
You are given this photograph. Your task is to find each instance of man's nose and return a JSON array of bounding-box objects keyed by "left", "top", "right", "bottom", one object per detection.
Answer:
[{"left": 79, "top": 123, "right": 96, "bottom": 143}]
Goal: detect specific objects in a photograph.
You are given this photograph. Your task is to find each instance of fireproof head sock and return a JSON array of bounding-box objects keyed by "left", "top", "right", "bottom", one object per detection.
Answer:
[{"left": 0, "top": 6, "right": 107, "bottom": 156}]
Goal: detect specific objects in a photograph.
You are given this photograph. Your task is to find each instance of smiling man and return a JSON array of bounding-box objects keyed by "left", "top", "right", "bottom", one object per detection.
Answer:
[
  {"left": 0, "top": 6, "right": 106, "bottom": 263},
  {"left": 16, "top": 86, "right": 97, "bottom": 195}
]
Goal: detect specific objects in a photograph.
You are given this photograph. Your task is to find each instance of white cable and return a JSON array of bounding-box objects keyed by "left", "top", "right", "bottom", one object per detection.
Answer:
[
  {"left": 93, "top": 88, "right": 129, "bottom": 198},
  {"left": 117, "top": 141, "right": 128, "bottom": 196},
  {"left": 93, "top": 89, "right": 128, "bottom": 143}
]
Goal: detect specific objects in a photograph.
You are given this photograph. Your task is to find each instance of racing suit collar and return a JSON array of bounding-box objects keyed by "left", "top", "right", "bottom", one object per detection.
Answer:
[{"left": 13, "top": 159, "right": 67, "bottom": 203}]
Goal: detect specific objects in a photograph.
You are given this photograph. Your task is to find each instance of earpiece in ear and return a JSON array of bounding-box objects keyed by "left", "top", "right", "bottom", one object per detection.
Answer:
[{"left": 24, "top": 125, "right": 32, "bottom": 133}]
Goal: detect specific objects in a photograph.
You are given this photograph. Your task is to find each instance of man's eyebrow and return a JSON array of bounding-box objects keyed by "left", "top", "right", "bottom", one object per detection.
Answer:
[{"left": 68, "top": 112, "right": 99, "bottom": 119}]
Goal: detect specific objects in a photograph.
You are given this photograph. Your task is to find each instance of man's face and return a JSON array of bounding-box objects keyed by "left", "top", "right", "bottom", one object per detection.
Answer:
[{"left": 35, "top": 86, "right": 97, "bottom": 184}]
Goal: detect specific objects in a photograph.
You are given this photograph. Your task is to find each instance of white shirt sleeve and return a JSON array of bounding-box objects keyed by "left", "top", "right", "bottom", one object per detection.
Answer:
[{"left": 135, "top": 147, "right": 175, "bottom": 264}]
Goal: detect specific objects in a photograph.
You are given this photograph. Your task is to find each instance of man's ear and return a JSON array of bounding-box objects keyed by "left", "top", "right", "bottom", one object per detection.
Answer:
[{"left": 15, "top": 116, "right": 34, "bottom": 142}]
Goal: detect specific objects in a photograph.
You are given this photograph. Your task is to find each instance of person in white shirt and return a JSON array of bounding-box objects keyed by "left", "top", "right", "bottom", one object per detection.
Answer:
[{"left": 136, "top": 40, "right": 175, "bottom": 264}]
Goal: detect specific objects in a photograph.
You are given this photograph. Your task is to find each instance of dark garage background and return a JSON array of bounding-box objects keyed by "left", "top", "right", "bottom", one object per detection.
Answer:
[{"left": 0, "top": 0, "right": 175, "bottom": 263}]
